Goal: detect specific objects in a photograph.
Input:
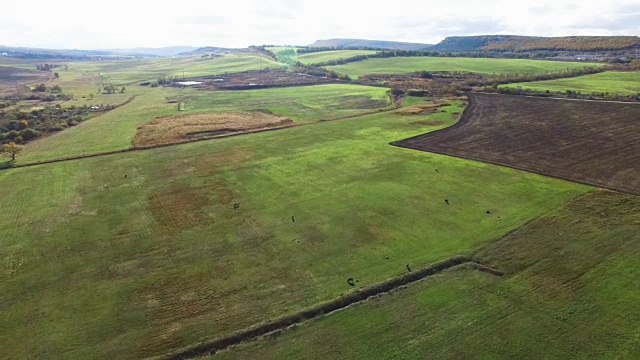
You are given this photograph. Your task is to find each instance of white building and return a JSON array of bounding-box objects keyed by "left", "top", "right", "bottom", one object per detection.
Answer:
[{"left": 0, "top": 52, "right": 8, "bottom": 57}]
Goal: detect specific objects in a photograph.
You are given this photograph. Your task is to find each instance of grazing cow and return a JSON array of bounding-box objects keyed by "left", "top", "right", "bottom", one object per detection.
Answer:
[
  {"left": 435, "top": 169, "right": 439, "bottom": 173},
  {"left": 486, "top": 210, "right": 491, "bottom": 214},
  {"left": 445, "top": 199, "right": 449, "bottom": 205},
  {"left": 406, "top": 264, "right": 411, "bottom": 272},
  {"left": 347, "top": 278, "right": 355, "bottom": 286},
  {"left": 234, "top": 203, "right": 240, "bottom": 209},
  {"left": 385, "top": 256, "right": 390, "bottom": 260},
  {"left": 291, "top": 215, "right": 295, "bottom": 223},
  {"left": 124, "top": 174, "right": 128, "bottom": 179}
]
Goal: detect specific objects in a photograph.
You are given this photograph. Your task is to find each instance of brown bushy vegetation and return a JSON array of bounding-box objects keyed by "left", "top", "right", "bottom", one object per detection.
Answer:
[
  {"left": 482, "top": 36, "right": 640, "bottom": 52},
  {"left": 133, "top": 112, "right": 293, "bottom": 148}
]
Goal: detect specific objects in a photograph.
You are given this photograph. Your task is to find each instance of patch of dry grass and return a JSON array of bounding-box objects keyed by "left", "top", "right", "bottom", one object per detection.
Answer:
[
  {"left": 395, "top": 102, "right": 448, "bottom": 116},
  {"left": 132, "top": 112, "right": 293, "bottom": 148}
]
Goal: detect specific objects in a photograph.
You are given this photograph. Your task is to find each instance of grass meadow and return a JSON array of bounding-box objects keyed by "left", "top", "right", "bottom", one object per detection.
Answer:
[
  {"left": 215, "top": 190, "right": 639, "bottom": 359},
  {"left": 1, "top": 53, "right": 637, "bottom": 359},
  {"left": 326, "top": 57, "right": 604, "bottom": 78},
  {"left": 502, "top": 71, "right": 640, "bottom": 96},
  {"left": 295, "top": 50, "right": 379, "bottom": 65},
  {"left": 16, "top": 84, "right": 392, "bottom": 164},
  {"left": 0, "top": 98, "right": 589, "bottom": 358}
]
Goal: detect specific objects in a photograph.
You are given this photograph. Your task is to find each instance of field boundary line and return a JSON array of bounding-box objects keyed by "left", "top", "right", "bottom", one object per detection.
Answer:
[
  {"left": 156, "top": 256, "right": 502, "bottom": 360},
  {"left": 390, "top": 143, "right": 639, "bottom": 196}
]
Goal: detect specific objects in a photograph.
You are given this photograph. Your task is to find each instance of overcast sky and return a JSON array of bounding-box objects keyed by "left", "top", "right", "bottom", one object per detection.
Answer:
[{"left": 1, "top": 0, "right": 639, "bottom": 49}]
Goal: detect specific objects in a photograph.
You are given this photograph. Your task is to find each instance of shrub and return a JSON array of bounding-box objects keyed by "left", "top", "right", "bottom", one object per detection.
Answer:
[
  {"left": 21, "top": 128, "right": 39, "bottom": 141},
  {"left": 420, "top": 71, "right": 433, "bottom": 79}
]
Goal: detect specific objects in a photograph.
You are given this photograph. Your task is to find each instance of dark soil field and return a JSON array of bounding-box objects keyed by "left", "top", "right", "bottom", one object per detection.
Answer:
[
  {"left": 180, "top": 69, "right": 338, "bottom": 90},
  {"left": 393, "top": 93, "right": 640, "bottom": 195},
  {"left": 0, "top": 66, "right": 49, "bottom": 95}
]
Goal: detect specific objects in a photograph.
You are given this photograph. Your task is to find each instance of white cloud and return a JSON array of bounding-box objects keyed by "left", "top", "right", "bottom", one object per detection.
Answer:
[{"left": 0, "top": 0, "right": 638, "bottom": 49}]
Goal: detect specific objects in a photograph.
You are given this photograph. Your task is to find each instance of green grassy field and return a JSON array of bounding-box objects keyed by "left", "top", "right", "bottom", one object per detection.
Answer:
[
  {"left": 0, "top": 98, "right": 589, "bottom": 358},
  {"left": 296, "top": 50, "right": 378, "bottom": 65},
  {"left": 326, "top": 57, "right": 604, "bottom": 78},
  {"left": 503, "top": 71, "right": 640, "bottom": 95},
  {"left": 215, "top": 190, "right": 640, "bottom": 359},
  {"left": 16, "top": 84, "right": 392, "bottom": 164},
  {"left": 76, "top": 54, "right": 282, "bottom": 85},
  {"left": 1, "top": 53, "right": 286, "bottom": 117},
  {"left": 1, "top": 53, "right": 637, "bottom": 360}
]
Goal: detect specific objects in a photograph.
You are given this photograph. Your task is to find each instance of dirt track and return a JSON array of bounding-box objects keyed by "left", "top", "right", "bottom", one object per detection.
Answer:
[{"left": 393, "top": 93, "right": 640, "bottom": 195}]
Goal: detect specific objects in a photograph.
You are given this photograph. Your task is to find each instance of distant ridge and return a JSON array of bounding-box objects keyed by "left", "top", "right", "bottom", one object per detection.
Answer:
[
  {"left": 430, "top": 35, "right": 640, "bottom": 52},
  {"left": 309, "top": 38, "right": 433, "bottom": 51},
  {"left": 179, "top": 46, "right": 240, "bottom": 55},
  {"left": 100, "top": 46, "right": 199, "bottom": 57}
]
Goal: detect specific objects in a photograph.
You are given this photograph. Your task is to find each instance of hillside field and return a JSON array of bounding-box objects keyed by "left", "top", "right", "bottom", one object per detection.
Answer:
[
  {"left": 58, "top": 54, "right": 283, "bottom": 89},
  {"left": 15, "top": 84, "right": 392, "bottom": 164},
  {"left": 1, "top": 51, "right": 638, "bottom": 360},
  {"left": 326, "top": 57, "right": 604, "bottom": 78},
  {"left": 296, "top": 50, "right": 378, "bottom": 65},
  {"left": 1, "top": 96, "right": 591, "bottom": 358},
  {"left": 215, "top": 191, "right": 640, "bottom": 359},
  {"left": 503, "top": 71, "right": 640, "bottom": 96}
]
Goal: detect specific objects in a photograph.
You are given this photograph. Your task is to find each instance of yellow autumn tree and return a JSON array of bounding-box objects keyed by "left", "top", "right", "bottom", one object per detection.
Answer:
[{"left": 1, "top": 142, "right": 25, "bottom": 161}]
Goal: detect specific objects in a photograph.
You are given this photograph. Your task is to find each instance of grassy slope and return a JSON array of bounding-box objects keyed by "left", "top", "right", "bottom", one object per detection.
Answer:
[
  {"left": 503, "top": 71, "right": 640, "bottom": 96},
  {"left": 62, "top": 54, "right": 283, "bottom": 86},
  {"left": 326, "top": 57, "right": 603, "bottom": 78},
  {"left": 16, "top": 84, "right": 392, "bottom": 164},
  {"left": 215, "top": 190, "right": 640, "bottom": 359},
  {"left": 0, "top": 102, "right": 588, "bottom": 358},
  {"left": 296, "top": 50, "right": 378, "bottom": 65}
]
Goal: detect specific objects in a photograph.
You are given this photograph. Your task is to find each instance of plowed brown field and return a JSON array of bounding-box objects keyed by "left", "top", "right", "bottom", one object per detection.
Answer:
[{"left": 393, "top": 93, "right": 640, "bottom": 195}]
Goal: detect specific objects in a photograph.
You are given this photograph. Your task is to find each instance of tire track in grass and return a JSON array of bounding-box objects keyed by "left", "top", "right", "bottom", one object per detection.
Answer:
[{"left": 159, "top": 255, "right": 502, "bottom": 360}]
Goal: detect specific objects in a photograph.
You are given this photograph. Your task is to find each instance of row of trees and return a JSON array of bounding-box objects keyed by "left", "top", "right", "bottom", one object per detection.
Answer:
[
  {"left": 101, "top": 85, "right": 126, "bottom": 94},
  {"left": 32, "top": 84, "right": 62, "bottom": 93},
  {"left": 296, "top": 67, "right": 351, "bottom": 80},
  {"left": 35, "top": 63, "right": 65, "bottom": 71}
]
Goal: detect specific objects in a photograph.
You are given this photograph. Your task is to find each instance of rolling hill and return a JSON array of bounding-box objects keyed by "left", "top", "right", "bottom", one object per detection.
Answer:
[
  {"left": 308, "top": 38, "right": 433, "bottom": 51},
  {"left": 429, "top": 35, "right": 640, "bottom": 52},
  {"left": 100, "top": 46, "right": 199, "bottom": 57}
]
